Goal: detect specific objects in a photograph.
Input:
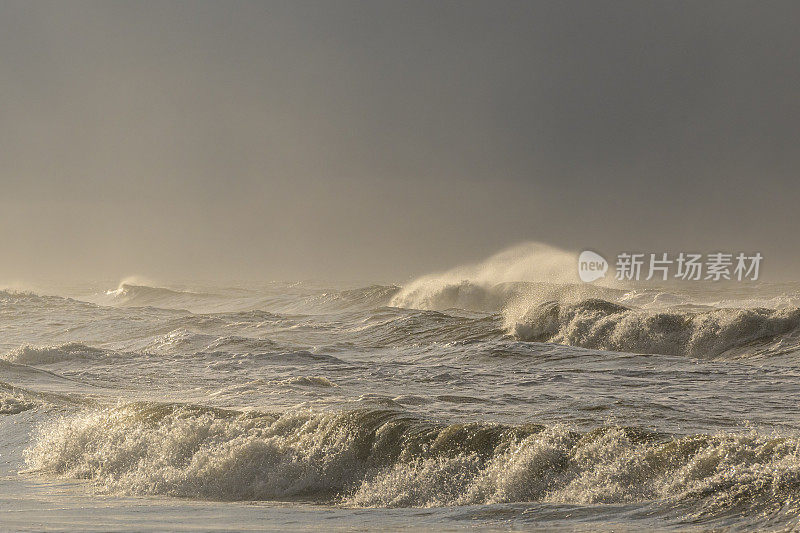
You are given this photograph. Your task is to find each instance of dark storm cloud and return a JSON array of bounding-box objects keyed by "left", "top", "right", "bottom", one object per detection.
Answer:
[{"left": 1, "top": 0, "right": 798, "bottom": 282}]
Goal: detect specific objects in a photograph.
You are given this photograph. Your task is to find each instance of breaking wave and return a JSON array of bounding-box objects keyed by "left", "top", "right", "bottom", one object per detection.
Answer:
[
  {"left": 105, "top": 283, "right": 216, "bottom": 309},
  {"left": 389, "top": 243, "right": 800, "bottom": 359},
  {"left": 392, "top": 280, "right": 625, "bottom": 314},
  {"left": 0, "top": 389, "right": 36, "bottom": 414},
  {"left": 24, "top": 403, "right": 800, "bottom": 518},
  {"left": 511, "top": 299, "right": 800, "bottom": 358},
  {"left": 390, "top": 242, "right": 600, "bottom": 312},
  {"left": 3, "top": 343, "right": 112, "bottom": 365}
]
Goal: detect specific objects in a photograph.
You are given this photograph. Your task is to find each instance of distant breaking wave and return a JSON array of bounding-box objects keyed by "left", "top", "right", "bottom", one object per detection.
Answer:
[
  {"left": 105, "top": 283, "right": 216, "bottom": 308},
  {"left": 3, "top": 343, "right": 112, "bottom": 365},
  {"left": 25, "top": 402, "right": 800, "bottom": 516},
  {"left": 392, "top": 285, "right": 800, "bottom": 359},
  {"left": 391, "top": 242, "right": 800, "bottom": 359},
  {"left": 100, "top": 281, "right": 401, "bottom": 315},
  {"left": 391, "top": 242, "right": 589, "bottom": 311},
  {"left": 391, "top": 280, "right": 626, "bottom": 313},
  {"left": 511, "top": 299, "right": 800, "bottom": 358}
]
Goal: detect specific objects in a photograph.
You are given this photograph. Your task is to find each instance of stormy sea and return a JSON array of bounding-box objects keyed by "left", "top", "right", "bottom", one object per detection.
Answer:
[{"left": 3, "top": 246, "right": 800, "bottom": 531}]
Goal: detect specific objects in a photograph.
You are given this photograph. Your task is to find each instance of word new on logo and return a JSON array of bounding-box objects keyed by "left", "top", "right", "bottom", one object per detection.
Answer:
[{"left": 578, "top": 250, "right": 608, "bottom": 282}]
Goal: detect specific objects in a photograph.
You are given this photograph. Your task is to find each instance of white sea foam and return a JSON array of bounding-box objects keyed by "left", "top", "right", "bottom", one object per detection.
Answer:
[
  {"left": 24, "top": 403, "right": 800, "bottom": 518},
  {"left": 511, "top": 299, "right": 800, "bottom": 358}
]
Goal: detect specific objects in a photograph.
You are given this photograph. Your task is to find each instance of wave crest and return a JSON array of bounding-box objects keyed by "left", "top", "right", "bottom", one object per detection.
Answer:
[
  {"left": 24, "top": 403, "right": 800, "bottom": 516},
  {"left": 512, "top": 299, "right": 800, "bottom": 357},
  {"left": 3, "top": 343, "right": 110, "bottom": 365},
  {"left": 106, "top": 283, "right": 213, "bottom": 308},
  {"left": 391, "top": 242, "right": 603, "bottom": 312}
]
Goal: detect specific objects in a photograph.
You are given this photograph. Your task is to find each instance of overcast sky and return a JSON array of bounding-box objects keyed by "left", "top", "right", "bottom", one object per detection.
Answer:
[{"left": 2, "top": 0, "right": 799, "bottom": 283}]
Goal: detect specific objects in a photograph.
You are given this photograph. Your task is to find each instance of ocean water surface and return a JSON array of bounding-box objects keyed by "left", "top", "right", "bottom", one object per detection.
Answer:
[{"left": 3, "top": 272, "right": 800, "bottom": 531}]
